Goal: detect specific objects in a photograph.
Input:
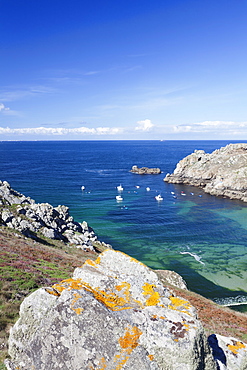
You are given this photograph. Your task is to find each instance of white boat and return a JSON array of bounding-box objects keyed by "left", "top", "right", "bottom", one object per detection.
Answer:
[
  {"left": 116, "top": 195, "right": 123, "bottom": 201},
  {"left": 81, "top": 186, "right": 85, "bottom": 190},
  {"left": 146, "top": 187, "right": 151, "bottom": 191},
  {"left": 155, "top": 194, "right": 163, "bottom": 201},
  {"left": 135, "top": 185, "right": 140, "bottom": 189},
  {"left": 117, "top": 184, "right": 124, "bottom": 191}
]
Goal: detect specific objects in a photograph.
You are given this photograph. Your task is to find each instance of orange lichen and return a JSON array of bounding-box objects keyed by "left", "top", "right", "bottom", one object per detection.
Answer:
[
  {"left": 84, "top": 259, "right": 98, "bottom": 267},
  {"left": 142, "top": 283, "right": 160, "bottom": 306},
  {"left": 148, "top": 354, "right": 154, "bottom": 361},
  {"left": 227, "top": 341, "right": 246, "bottom": 355},
  {"left": 73, "top": 307, "right": 84, "bottom": 315},
  {"left": 52, "top": 278, "right": 86, "bottom": 294},
  {"left": 111, "top": 326, "right": 143, "bottom": 370},
  {"left": 98, "top": 357, "right": 107, "bottom": 370},
  {"left": 168, "top": 296, "right": 191, "bottom": 314},
  {"left": 128, "top": 255, "right": 146, "bottom": 266},
  {"left": 94, "top": 255, "right": 102, "bottom": 264},
  {"left": 70, "top": 292, "right": 84, "bottom": 315},
  {"left": 49, "top": 278, "right": 143, "bottom": 311},
  {"left": 90, "top": 287, "right": 132, "bottom": 311},
  {"left": 118, "top": 326, "right": 142, "bottom": 352},
  {"left": 115, "top": 282, "right": 130, "bottom": 292}
]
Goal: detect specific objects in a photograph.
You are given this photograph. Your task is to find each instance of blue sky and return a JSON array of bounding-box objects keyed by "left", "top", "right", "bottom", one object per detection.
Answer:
[{"left": 1, "top": 0, "right": 247, "bottom": 140}]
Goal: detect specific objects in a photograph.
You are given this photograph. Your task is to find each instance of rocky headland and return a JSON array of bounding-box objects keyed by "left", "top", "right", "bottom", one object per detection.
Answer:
[
  {"left": 164, "top": 143, "right": 247, "bottom": 202},
  {"left": 130, "top": 165, "right": 161, "bottom": 174},
  {"left": 0, "top": 180, "right": 110, "bottom": 252}
]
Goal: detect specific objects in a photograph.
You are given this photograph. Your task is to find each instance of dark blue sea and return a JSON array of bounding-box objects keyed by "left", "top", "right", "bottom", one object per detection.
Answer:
[{"left": 1, "top": 140, "right": 247, "bottom": 311}]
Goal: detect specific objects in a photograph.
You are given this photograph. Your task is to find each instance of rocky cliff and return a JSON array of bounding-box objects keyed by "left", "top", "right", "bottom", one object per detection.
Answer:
[
  {"left": 164, "top": 143, "right": 247, "bottom": 202},
  {"left": 0, "top": 180, "right": 109, "bottom": 252},
  {"left": 5, "top": 250, "right": 247, "bottom": 370}
]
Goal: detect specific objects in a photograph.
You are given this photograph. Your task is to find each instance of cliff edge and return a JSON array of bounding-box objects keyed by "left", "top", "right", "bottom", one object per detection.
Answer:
[{"left": 164, "top": 143, "right": 247, "bottom": 202}]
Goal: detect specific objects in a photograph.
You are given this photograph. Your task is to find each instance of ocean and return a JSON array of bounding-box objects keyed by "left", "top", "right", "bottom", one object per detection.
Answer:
[{"left": 1, "top": 140, "right": 247, "bottom": 312}]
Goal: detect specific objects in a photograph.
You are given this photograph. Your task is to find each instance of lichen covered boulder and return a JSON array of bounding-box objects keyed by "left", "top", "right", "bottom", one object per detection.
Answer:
[{"left": 6, "top": 250, "right": 216, "bottom": 370}]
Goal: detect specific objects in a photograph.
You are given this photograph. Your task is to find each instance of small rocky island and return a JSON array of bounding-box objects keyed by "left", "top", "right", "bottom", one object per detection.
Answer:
[
  {"left": 130, "top": 165, "right": 161, "bottom": 174},
  {"left": 164, "top": 143, "right": 247, "bottom": 202}
]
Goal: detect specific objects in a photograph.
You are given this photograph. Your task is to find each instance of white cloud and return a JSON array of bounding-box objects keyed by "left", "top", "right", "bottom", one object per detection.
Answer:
[
  {"left": 84, "top": 71, "right": 100, "bottom": 76},
  {"left": 135, "top": 119, "right": 154, "bottom": 132},
  {"left": 0, "top": 86, "right": 56, "bottom": 102},
  {"left": 0, "top": 103, "right": 10, "bottom": 112},
  {"left": 173, "top": 121, "right": 247, "bottom": 134},
  {"left": 0, "top": 126, "right": 123, "bottom": 136}
]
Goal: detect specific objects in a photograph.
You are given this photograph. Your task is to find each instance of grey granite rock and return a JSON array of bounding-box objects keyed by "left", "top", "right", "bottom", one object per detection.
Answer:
[
  {"left": 164, "top": 143, "right": 247, "bottom": 202},
  {"left": 5, "top": 249, "right": 217, "bottom": 370},
  {"left": 131, "top": 165, "right": 161, "bottom": 174},
  {"left": 0, "top": 181, "right": 110, "bottom": 251}
]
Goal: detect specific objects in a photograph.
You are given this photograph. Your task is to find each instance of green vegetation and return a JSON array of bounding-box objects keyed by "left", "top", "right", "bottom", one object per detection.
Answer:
[{"left": 0, "top": 226, "right": 100, "bottom": 366}]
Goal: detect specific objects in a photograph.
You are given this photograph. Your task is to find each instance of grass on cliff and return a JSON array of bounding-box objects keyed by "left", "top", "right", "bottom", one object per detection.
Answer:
[{"left": 0, "top": 226, "right": 103, "bottom": 365}]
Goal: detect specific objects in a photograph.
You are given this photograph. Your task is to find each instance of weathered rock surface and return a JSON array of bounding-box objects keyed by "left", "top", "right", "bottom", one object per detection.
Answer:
[
  {"left": 131, "top": 165, "right": 161, "bottom": 174},
  {"left": 164, "top": 143, "right": 247, "bottom": 202},
  {"left": 0, "top": 181, "right": 109, "bottom": 252},
  {"left": 155, "top": 269, "right": 188, "bottom": 290},
  {"left": 6, "top": 249, "right": 219, "bottom": 370}
]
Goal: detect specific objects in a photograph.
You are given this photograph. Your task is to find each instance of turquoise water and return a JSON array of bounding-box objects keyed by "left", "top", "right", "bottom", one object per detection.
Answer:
[{"left": 1, "top": 140, "right": 247, "bottom": 311}]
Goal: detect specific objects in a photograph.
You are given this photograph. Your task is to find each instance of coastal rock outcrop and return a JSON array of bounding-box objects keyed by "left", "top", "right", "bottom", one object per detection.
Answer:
[
  {"left": 131, "top": 165, "right": 161, "bottom": 174},
  {"left": 6, "top": 249, "right": 218, "bottom": 370},
  {"left": 0, "top": 181, "right": 109, "bottom": 252},
  {"left": 6, "top": 249, "right": 247, "bottom": 369},
  {"left": 164, "top": 143, "right": 247, "bottom": 202}
]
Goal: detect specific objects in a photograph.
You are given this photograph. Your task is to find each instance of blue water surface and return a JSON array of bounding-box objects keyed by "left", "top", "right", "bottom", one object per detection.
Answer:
[{"left": 1, "top": 140, "right": 247, "bottom": 310}]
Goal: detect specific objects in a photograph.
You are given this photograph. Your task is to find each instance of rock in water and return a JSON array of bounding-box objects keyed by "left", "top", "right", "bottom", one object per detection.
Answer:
[
  {"left": 6, "top": 250, "right": 217, "bottom": 370},
  {"left": 164, "top": 143, "right": 247, "bottom": 202},
  {"left": 131, "top": 165, "right": 161, "bottom": 174}
]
